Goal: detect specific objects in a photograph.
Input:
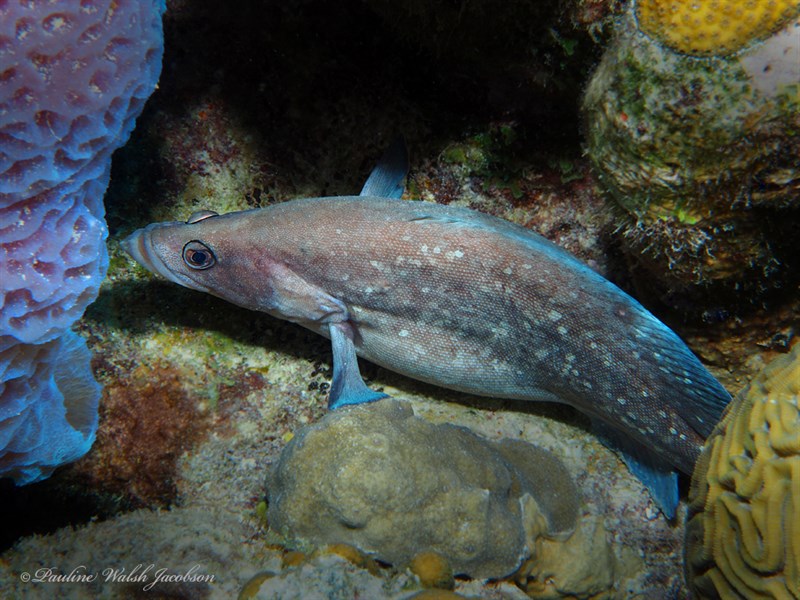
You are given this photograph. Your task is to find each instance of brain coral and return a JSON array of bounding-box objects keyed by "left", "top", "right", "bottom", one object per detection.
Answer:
[
  {"left": 266, "top": 400, "right": 580, "bottom": 579},
  {"left": 0, "top": 0, "right": 165, "bottom": 483},
  {"left": 685, "top": 344, "right": 800, "bottom": 598}
]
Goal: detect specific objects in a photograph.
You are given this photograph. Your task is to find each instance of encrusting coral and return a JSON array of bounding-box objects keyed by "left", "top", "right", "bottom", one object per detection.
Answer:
[
  {"left": 635, "top": 0, "right": 800, "bottom": 56},
  {"left": 266, "top": 399, "right": 580, "bottom": 579},
  {"left": 685, "top": 343, "right": 800, "bottom": 598},
  {"left": 0, "top": 0, "right": 164, "bottom": 483}
]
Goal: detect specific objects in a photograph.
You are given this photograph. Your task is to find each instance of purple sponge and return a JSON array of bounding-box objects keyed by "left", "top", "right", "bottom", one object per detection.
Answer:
[{"left": 0, "top": 0, "right": 165, "bottom": 484}]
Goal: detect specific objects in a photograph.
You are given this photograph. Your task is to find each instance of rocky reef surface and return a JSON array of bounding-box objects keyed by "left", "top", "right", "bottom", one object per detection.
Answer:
[
  {"left": 1, "top": 0, "right": 798, "bottom": 598},
  {"left": 266, "top": 400, "right": 580, "bottom": 580}
]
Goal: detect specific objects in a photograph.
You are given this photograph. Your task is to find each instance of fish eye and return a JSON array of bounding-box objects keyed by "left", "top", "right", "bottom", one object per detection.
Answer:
[{"left": 182, "top": 240, "right": 216, "bottom": 270}]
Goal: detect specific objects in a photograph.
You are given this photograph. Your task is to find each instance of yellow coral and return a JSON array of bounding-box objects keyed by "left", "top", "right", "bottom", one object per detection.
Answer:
[
  {"left": 320, "top": 543, "right": 380, "bottom": 575},
  {"left": 635, "top": 0, "right": 800, "bottom": 56},
  {"left": 685, "top": 344, "right": 800, "bottom": 599},
  {"left": 409, "top": 551, "right": 455, "bottom": 590}
]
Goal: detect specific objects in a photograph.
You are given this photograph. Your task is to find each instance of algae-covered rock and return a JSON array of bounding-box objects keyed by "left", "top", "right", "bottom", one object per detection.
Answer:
[
  {"left": 239, "top": 553, "right": 413, "bottom": 600},
  {"left": 266, "top": 400, "right": 579, "bottom": 579},
  {"left": 685, "top": 343, "right": 800, "bottom": 598},
  {"left": 0, "top": 506, "right": 253, "bottom": 599},
  {"left": 583, "top": 4, "right": 800, "bottom": 308}
]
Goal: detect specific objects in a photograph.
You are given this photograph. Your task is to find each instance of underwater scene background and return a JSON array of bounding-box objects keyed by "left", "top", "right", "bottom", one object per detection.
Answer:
[{"left": 1, "top": 0, "right": 798, "bottom": 598}]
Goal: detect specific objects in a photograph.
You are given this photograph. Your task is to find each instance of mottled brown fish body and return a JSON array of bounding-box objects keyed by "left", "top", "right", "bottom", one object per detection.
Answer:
[{"left": 125, "top": 197, "right": 729, "bottom": 475}]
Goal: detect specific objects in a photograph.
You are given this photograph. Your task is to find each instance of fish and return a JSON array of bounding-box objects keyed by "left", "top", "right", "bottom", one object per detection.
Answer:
[{"left": 122, "top": 141, "right": 731, "bottom": 518}]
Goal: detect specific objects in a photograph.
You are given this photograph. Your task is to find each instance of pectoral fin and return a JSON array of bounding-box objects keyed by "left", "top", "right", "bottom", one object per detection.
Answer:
[
  {"left": 592, "top": 419, "right": 679, "bottom": 520},
  {"left": 359, "top": 137, "right": 409, "bottom": 199},
  {"left": 328, "top": 322, "right": 389, "bottom": 409}
]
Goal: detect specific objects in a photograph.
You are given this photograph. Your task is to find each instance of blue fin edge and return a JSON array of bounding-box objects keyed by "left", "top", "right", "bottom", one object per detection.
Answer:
[
  {"left": 359, "top": 137, "right": 409, "bottom": 199},
  {"left": 327, "top": 323, "right": 389, "bottom": 409},
  {"left": 592, "top": 419, "right": 679, "bottom": 519}
]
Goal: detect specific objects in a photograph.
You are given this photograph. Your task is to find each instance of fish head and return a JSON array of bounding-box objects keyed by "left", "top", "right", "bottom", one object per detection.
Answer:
[
  {"left": 122, "top": 208, "right": 347, "bottom": 326},
  {"left": 122, "top": 209, "right": 272, "bottom": 310}
]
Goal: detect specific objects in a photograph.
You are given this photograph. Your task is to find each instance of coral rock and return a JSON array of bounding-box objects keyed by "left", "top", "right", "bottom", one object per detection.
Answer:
[
  {"left": 242, "top": 552, "right": 415, "bottom": 600},
  {"left": 583, "top": 7, "right": 800, "bottom": 308},
  {"left": 0, "top": 506, "right": 253, "bottom": 599},
  {"left": 266, "top": 400, "right": 579, "bottom": 579},
  {"left": 0, "top": 0, "right": 164, "bottom": 483},
  {"left": 519, "top": 515, "right": 620, "bottom": 599},
  {"left": 685, "top": 343, "right": 800, "bottom": 598}
]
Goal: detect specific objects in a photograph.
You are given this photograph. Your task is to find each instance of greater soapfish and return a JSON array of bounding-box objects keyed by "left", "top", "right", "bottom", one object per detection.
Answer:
[{"left": 123, "top": 142, "right": 731, "bottom": 518}]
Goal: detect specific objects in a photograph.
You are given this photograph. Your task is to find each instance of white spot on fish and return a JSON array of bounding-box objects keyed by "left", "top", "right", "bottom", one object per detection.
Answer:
[
  {"left": 617, "top": 397, "right": 627, "bottom": 405},
  {"left": 669, "top": 427, "right": 678, "bottom": 435},
  {"left": 398, "top": 329, "right": 410, "bottom": 338},
  {"left": 433, "top": 247, "right": 442, "bottom": 254},
  {"left": 421, "top": 287, "right": 430, "bottom": 293},
  {"left": 503, "top": 266, "right": 513, "bottom": 275},
  {"left": 421, "top": 244, "right": 428, "bottom": 253},
  {"left": 558, "top": 326, "right": 568, "bottom": 336},
  {"left": 548, "top": 310, "right": 563, "bottom": 321},
  {"left": 523, "top": 264, "right": 532, "bottom": 269}
]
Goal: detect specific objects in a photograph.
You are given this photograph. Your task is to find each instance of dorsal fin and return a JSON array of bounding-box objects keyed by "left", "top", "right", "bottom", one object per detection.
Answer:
[{"left": 359, "top": 137, "right": 409, "bottom": 199}]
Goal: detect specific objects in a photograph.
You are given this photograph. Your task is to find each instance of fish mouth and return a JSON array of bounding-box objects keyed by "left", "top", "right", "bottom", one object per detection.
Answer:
[
  {"left": 121, "top": 224, "right": 169, "bottom": 277},
  {"left": 121, "top": 228, "right": 152, "bottom": 271},
  {"left": 121, "top": 224, "right": 209, "bottom": 293}
]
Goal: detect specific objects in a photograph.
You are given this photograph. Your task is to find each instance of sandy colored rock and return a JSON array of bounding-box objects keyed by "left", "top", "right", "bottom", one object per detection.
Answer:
[
  {"left": 266, "top": 400, "right": 579, "bottom": 579},
  {"left": 519, "top": 515, "right": 626, "bottom": 599}
]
